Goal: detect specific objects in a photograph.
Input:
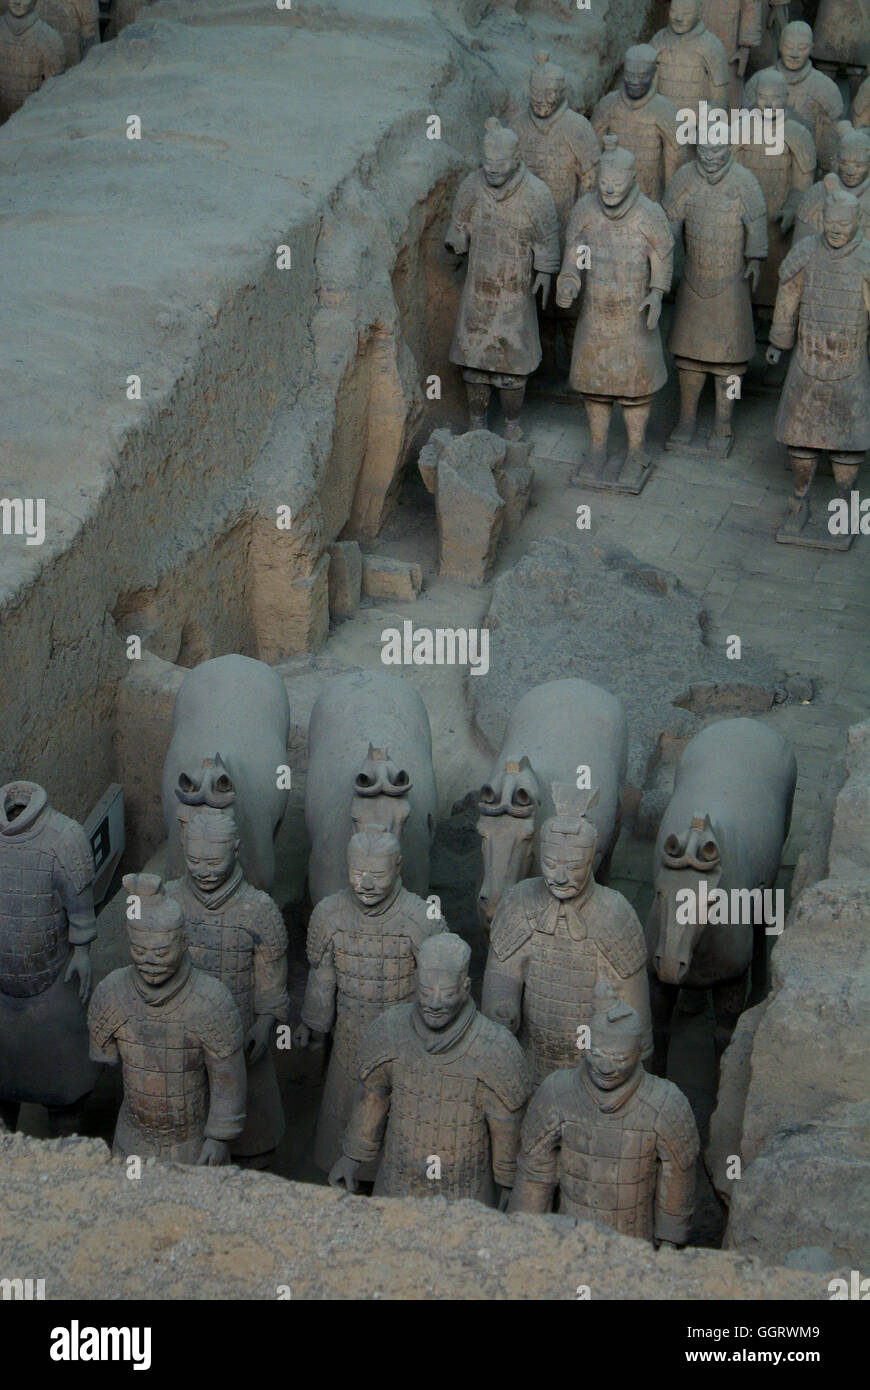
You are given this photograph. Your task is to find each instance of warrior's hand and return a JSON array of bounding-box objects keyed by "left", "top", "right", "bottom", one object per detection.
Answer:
[
  {"left": 292, "top": 1022, "right": 312, "bottom": 1049},
  {"left": 533, "top": 272, "right": 552, "bottom": 311},
  {"left": 778, "top": 206, "right": 796, "bottom": 234},
  {"left": 737, "top": 47, "right": 750, "bottom": 78},
  {"left": 555, "top": 273, "right": 580, "bottom": 309},
  {"left": 744, "top": 259, "right": 761, "bottom": 292},
  {"left": 640, "top": 289, "right": 663, "bottom": 330},
  {"left": 329, "top": 1155, "right": 362, "bottom": 1193},
  {"left": 246, "top": 1014, "right": 273, "bottom": 1065},
  {"left": 766, "top": 345, "right": 782, "bottom": 366},
  {"left": 65, "top": 945, "right": 93, "bottom": 1005},
  {"left": 197, "top": 1139, "right": 229, "bottom": 1166}
]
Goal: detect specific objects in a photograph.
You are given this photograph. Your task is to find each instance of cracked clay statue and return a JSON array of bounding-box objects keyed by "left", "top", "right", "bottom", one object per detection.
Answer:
[
  {"left": 652, "top": 0, "right": 730, "bottom": 122},
  {"left": 509, "top": 985, "right": 699, "bottom": 1246},
  {"left": 88, "top": 873, "right": 247, "bottom": 1165},
  {"left": 295, "top": 826, "right": 446, "bottom": 1173},
  {"left": 663, "top": 139, "right": 768, "bottom": 455},
  {"left": 592, "top": 45, "right": 686, "bottom": 204},
  {"left": 767, "top": 176, "right": 870, "bottom": 545},
  {"left": 329, "top": 932, "right": 530, "bottom": 1205},
  {"left": 556, "top": 135, "right": 674, "bottom": 491},
  {"left": 0, "top": 781, "right": 98, "bottom": 1134},
  {"left": 166, "top": 806, "right": 289, "bottom": 1166},
  {"left": 446, "top": 116, "right": 560, "bottom": 439},
  {"left": 746, "top": 21, "right": 844, "bottom": 171},
  {"left": 482, "top": 785, "right": 652, "bottom": 1089},
  {"left": 0, "top": 0, "right": 63, "bottom": 121}
]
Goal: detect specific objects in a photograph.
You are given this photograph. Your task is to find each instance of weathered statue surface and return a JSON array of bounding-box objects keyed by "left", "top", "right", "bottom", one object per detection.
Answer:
[
  {"left": 446, "top": 116, "right": 560, "bottom": 439},
  {"left": 509, "top": 988, "right": 699, "bottom": 1246},
  {"left": 746, "top": 21, "right": 844, "bottom": 170},
  {"left": 0, "top": 780, "right": 98, "bottom": 1133},
  {"left": 166, "top": 806, "right": 289, "bottom": 1164},
  {"left": 0, "top": 0, "right": 63, "bottom": 121},
  {"left": 652, "top": 0, "right": 730, "bottom": 120},
  {"left": 592, "top": 45, "right": 685, "bottom": 205},
  {"left": 329, "top": 933, "right": 530, "bottom": 1205},
  {"left": 88, "top": 874, "right": 247, "bottom": 1165},
  {"left": 556, "top": 136, "right": 674, "bottom": 490},
  {"left": 482, "top": 786, "right": 652, "bottom": 1089},
  {"left": 295, "top": 827, "right": 446, "bottom": 1173}
]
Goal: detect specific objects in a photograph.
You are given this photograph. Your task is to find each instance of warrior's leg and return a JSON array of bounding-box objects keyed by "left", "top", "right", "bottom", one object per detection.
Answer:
[
  {"left": 499, "top": 384, "right": 526, "bottom": 442},
  {"left": 571, "top": 397, "right": 611, "bottom": 482},
  {"left": 648, "top": 970, "right": 680, "bottom": 1078},
  {"left": 0, "top": 1098, "right": 20, "bottom": 1132},
  {"left": 782, "top": 449, "right": 818, "bottom": 534},
  {"left": 830, "top": 452, "right": 862, "bottom": 496},
  {"left": 712, "top": 971, "right": 749, "bottom": 1068},
  {"left": 668, "top": 369, "right": 705, "bottom": 447},
  {"left": 465, "top": 382, "right": 490, "bottom": 432},
  {"left": 47, "top": 1099, "right": 87, "bottom": 1137},
  {"left": 623, "top": 398, "right": 653, "bottom": 468},
  {"left": 709, "top": 371, "right": 740, "bottom": 454}
]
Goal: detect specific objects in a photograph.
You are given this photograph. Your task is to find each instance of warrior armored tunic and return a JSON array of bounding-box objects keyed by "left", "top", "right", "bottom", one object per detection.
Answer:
[
  {"left": 561, "top": 184, "right": 674, "bottom": 402},
  {"left": 36, "top": 0, "right": 97, "bottom": 66},
  {"left": 651, "top": 19, "right": 730, "bottom": 117},
  {"left": 0, "top": 11, "right": 64, "bottom": 121},
  {"left": 701, "top": 0, "right": 762, "bottom": 61},
  {"left": 746, "top": 61, "right": 843, "bottom": 170},
  {"left": 0, "top": 783, "right": 98, "bottom": 1107},
  {"left": 770, "top": 233, "right": 870, "bottom": 452},
  {"left": 88, "top": 957, "right": 246, "bottom": 1164},
  {"left": 512, "top": 1064, "right": 699, "bottom": 1243},
  {"left": 446, "top": 162, "right": 560, "bottom": 380},
  {"left": 343, "top": 1000, "right": 530, "bottom": 1204},
  {"left": 514, "top": 101, "right": 600, "bottom": 238},
  {"left": 734, "top": 117, "right": 816, "bottom": 305},
  {"left": 591, "top": 86, "right": 685, "bottom": 203},
  {"left": 813, "top": 0, "right": 870, "bottom": 70},
  {"left": 166, "top": 868, "right": 289, "bottom": 1156},
  {"left": 483, "top": 878, "right": 652, "bottom": 1089},
  {"left": 301, "top": 882, "right": 445, "bottom": 1170},
  {"left": 664, "top": 157, "right": 768, "bottom": 370}
]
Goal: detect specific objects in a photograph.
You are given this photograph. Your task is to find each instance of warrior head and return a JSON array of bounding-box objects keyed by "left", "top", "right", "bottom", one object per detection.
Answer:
[
  {"left": 598, "top": 134, "right": 637, "bottom": 209},
  {"left": 529, "top": 51, "right": 567, "bottom": 121},
  {"left": 123, "top": 873, "right": 186, "bottom": 988},
  {"left": 751, "top": 67, "right": 789, "bottom": 118},
  {"left": 697, "top": 134, "right": 732, "bottom": 181},
  {"left": 539, "top": 784, "right": 599, "bottom": 903},
  {"left": 347, "top": 826, "right": 402, "bottom": 910},
  {"left": 415, "top": 932, "right": 472, "bottom": 1033},
  {"left": 482, "top": 117, "right": 521, "bottom": 189},
  {"left": 7, "top": 0, "right": 37, "bottom": 18},
  {"left": 837, "top": 122, "right": 870, "bottom": 190},
  {"left": 183, "top": 806, "right": 240, "bottom": 896},
  {"left": 585, "top": 983, "right": 644, "bottom": 1092},
  {"left": 822, "top": 174, "right": 861, "bottom": 250},
  {"left": 623, "top": 44, "right": 659, "bottom": 102},
  {"left": 779, "top": 20, "right": 813, "bottom": 73},
  {"left": 668, "top": 0, "right": 700, "bottom": 38}
]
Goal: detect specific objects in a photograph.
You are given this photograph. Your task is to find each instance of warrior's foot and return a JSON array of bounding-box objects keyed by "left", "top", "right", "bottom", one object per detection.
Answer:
[
  {"left": 667, "top": 421, "right": 695, "bottom": 449},
  {"left": 570, "top": 445, "right": 607, "bottom": 483},
  {"left": 780, "top": 495, "right": 809, "bottom": 536},
  {"left": 706, "top": 429, "right": 733, "bottom": 458},
  {"left": 503, "top": 419, "right": 523, "bottom": 442},
  {"left": 624, "top": 447, "right": 652, "bottom": 471}
]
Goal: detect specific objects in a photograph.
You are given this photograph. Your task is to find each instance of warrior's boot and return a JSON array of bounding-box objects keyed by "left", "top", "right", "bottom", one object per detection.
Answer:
[
  {"left": 783, "top": 449, "right": 817, "bottom": 533},
  {"left": 709, "top": 373, "right": 739, "bottom": 455},
  {"left": 668, "top": 369, "right": 705, "bottom": 448},
  {"left": 573, "top": 397, "right": 611, "bottom": 481},
  {"left": 623, "top": 399, "right": 653, "bottom": 469},
  {"left": 466, "top": 383, "right": 490, "bottom": 432},
  {"left": 500, "top": 385, "right": 525, "bottom": 441}
]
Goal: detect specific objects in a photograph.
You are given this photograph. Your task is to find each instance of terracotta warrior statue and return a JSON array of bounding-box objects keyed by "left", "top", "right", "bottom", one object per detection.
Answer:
[
  {"left": 514, "top": 52, "right": 599, "bottom": 237},
  {"left": 746, "top": 21, "right": 844, "bottom": 171},
  {"left": 701, "top": 0, "right": 762, "bottom": 100},
  {"left": 166, "top": 806, "right": 289, "bottom": 1166},
  {"left": 795, "top": 122, "right": 870, "bottom": 241},
  {"left": 812, "top": 0, "right": 870, "bottom": 98},
  {"left": 35, "top": 0, "right": 98, "bottom": 66},
  {"left": 509, "top": 987, "right": 699, "bottom": 1247},
  {"left": 329, "top": 933, "right": 530, "bottom": 1205},
  {"left": 294, "top": 826, "right": 446, "bottom": 1173},
  {"left": 766, "top": 176, "right": 870, "bottom": 542},
  {"left": 854, "top": 71, "right": 870, "bottom": 128},
  {"left": 482, "top": 786, "right": 652, "bottom": 1089},
  {"left": 733, "top": 67, "right": 816, "bottom": 311},
  {"left": 757, "top": 1, "right": 792, "bottom": 69},
  {"left": 0, "top": 0, "right": 63, "bottom": 122},
  {"left": 446, "top": 116, "right": 560, "bottom": 439},
  {"left": 0, "top": 781, "right": 98, "bottom": 1134},
  {"left": 663, "top": 138, "right": 768, "bottom": 455},
  {"left": 556, "top": 135, "right": 674, "bottom": 489},
  {"left": 89, "top": 874, "right": 247, "bottom": 1164},
  {"left": 651, "top": 0, "right": 730, "bottom": 123},
  {"left": 592, "top": 45, "right": 685, "bottom": 205}
]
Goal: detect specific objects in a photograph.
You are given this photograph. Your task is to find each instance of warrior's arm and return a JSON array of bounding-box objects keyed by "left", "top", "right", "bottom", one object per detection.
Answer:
[
  {"left": 621, "top": 963, "right": 654, "bottom": 1061},
  {"left": 706, "top": 47, "right": 731, "bottom": 108},
  {"left": 647, "top": 217, "right": 675, "bottom": 296},
  {"left": 483, "top": 1086, "right": 526, "bottom": 1190},
  {"left": 661, "top": 113, "right": 688, "bottom": 190},
  {"left": 342, "top": 1064, "right": 392, "bottom": 1165},
  {"left": 738, "top": 0, "right": 763, "bottom": 53},
  {"left": 78, "top": 0, "right": 100, "bottom": 51},
  {"left": 743, "top": 207, "right": 769, "bottom": 263},
  {"left": 508, "top": 1090, "right": 561, "bottom": 1214},
  {"left": 769, "top": 264, "right": 805, "bottom": 350},
  {"left": 253, "top": 908, "right": 291, "bottom": 1024},
  {"left": 481, "top": 946, "right": 525, "bottom": 1034},
  {"left": 300, "top": 920, "right": 337, "bottom": 1034},
  {"left": 42, "top": 35, "right": 66, "bottom": 79},
  {"left": 203, "top": 1044, "right": 247, "bottom": 1144},
  {"left": 445, "top": 176, "right": 475, "bottom": 255},
  {"left": 654, "top": 1105, "right": 700, "bottom": 1245},
  {"left": 532, "top": 190, "right": 562, "bottom": 274}
]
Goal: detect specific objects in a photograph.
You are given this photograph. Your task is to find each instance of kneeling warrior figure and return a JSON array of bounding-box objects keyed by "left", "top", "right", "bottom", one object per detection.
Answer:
[
  {"left": 0, "top": 781, "right": 99, "bottom": 1134},
  {"left": 482, "top": 785, "right": 652, "bottom": 1089},
  {"left": 295, "top": 827, "right": 446, "bottom": 1174},
  {"left": 330, "top": 933, "right": 530, "bottom": 1206},
  {"left": 88, "top": 874, "right": 247, "bottom": 1165},
  {"left": 510, "top": 986, "right": 699, "bottom": 1247},
  {"left": 167, "top": 806, "right": 289, "bottom": 1167}
]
